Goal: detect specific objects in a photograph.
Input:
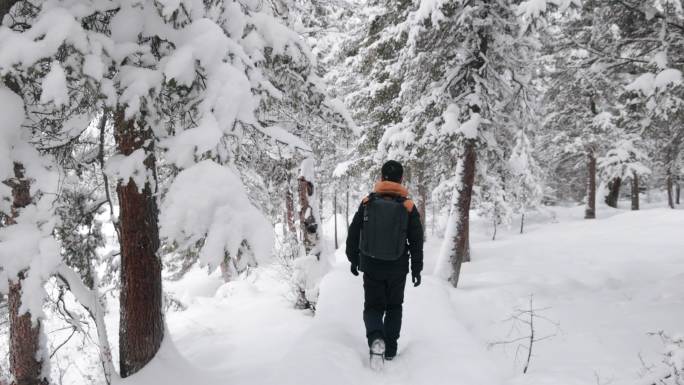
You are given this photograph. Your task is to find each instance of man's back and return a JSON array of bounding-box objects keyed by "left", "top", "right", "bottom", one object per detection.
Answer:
[{"left": 345, "top": 160, "right": 424, "bottom": 364}]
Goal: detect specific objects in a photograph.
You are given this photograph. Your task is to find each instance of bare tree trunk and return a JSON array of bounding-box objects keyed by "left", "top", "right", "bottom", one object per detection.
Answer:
[
  {"left": 666, "top": 170, "right": 675, "bottom": 209},
  {"left": 604, "top": 176, "right": 621, "bottom": 208},
  {"left": 431, "top": 201, "right": 436, "bottom": 236},
  {"left": 9, "top": 278, "right": 47, "bottom": 385},
  {"left": 113, "top": 108, "right": 164, "bottom": 378},
  {"left": 585, "top": 151, "right": 596, "bottom": 219},
  {"left": 333, "top": 192, "right": 338, "bottom": 249},
  {"left": 345, "top": 181, "right": 350, "bottom": 230},
  {"left": 319, "top": 185, "right": 323, "bottom": 226},
  {"left": 631, "top": 172, "right": 640, "bottom": 211},
  {"left": 7, "top": 164, "right": 48, "bottom": 385},
  {"left": 416, "top": 167, "right": 427, "bottom": 239},
  {"left": 676, "top": 177, "right": 681, "bottom": 205},
  {"left": 285, "top": 189, "right": 296, "bottom": 235},
  {"left": 520, "top": 213, "right": 525, "bottom": 234},
  {"left": 449, "top": 140, "right": 476, "bottom": 287},
  {"left": 298, "top": 174, "right": 318, "bottom": 254}
]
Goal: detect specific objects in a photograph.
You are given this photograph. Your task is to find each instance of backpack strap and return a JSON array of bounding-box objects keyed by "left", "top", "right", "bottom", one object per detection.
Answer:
[
  {"left": 361, "top": 193, "right": 377, "bottom": 222},
  {"left": 391, "top": 195, "right": 415, "bottom": 213}
]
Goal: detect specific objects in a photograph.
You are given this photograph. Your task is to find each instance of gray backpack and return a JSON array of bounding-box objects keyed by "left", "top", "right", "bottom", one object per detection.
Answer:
[{"left": 359, "top": 193, "right": 410, "bottom": 261}]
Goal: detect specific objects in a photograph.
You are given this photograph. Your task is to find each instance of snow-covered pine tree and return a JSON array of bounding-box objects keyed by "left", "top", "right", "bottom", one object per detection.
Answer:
[
  {"left": 508, "top": 127, "right": 543, "bottom": 233},
  {"left": 402, "top": 0, "right": 539, "bottom": 286},
  {"left": 598, "top": 133, "right": 651, "bottom": 209},
  {"left": 542, "top": 0, "right": 683, "bottom": 211},
  {"left": 540, "top": 0, "right": 634, "bottom": 219},
  {"left": 0, "top": 0, "right": 94, "bottom": 381}
]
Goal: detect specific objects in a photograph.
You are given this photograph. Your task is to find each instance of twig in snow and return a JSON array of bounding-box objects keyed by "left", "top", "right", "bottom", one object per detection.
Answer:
[{"left": 488, "top": 294, "right": 560, "bottom": 374}]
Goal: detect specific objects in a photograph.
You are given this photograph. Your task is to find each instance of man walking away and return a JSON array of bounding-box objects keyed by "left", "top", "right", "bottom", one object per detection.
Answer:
[{"left": 346, "top": 160, "right": 424, "bottom": 365}]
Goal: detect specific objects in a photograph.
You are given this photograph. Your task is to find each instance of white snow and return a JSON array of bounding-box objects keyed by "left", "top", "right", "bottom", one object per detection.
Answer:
[
  {"left": 160, "top": 160, "right": 274, "bottom": 272},
  {"left": 109, "top": 205, "right": 684, "bottom": 385},
  {"left": 0, "top": 199, "right": 61, "bottom": 320},
  {"left": 627, "top": 69, "right": 683, "bottom": 96},
  {"left": 104, "top": 149, "right": 148, "bottom": 189},
  {"left": 442, "top": 104, "right": 480, "bottom": 139},
  {"left": 40, "top": 62, "right": 69, "bottom": 107},
  {"left": 517, "top": 0, "right": 581, "bottom": 18},
  {"left": 0, "top": 85, "right": 24, "bottom": 212},
  {"left": 299, "top": 157, "right": 316, "bottom": 182}
]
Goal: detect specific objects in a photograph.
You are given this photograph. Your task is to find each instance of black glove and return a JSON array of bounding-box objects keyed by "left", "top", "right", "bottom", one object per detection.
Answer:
[
  {"left": 350, "top": 264, "right": 359, "bottom": 276},
  {"left": 412, "top": 272, "right": 421, "bottom": 287}
]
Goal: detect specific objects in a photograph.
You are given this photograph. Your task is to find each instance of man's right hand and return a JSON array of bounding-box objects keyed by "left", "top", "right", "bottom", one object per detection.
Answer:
[
  {"left": 350, "top": 264, "right": 359, "bottom": 276},
  {"left": 412, "top": 272, "right": 421, "bottom": 287}
]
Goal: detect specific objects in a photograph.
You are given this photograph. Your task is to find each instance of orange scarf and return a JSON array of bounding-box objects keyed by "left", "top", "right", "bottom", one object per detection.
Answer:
[{"left": 373, "top": 181, "right": 409, "bottom": 197}]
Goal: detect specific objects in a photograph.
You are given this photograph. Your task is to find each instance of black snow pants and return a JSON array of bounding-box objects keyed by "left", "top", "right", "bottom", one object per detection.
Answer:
[{"left": 363, "top": 271, "right": 407, "bottom": 356}]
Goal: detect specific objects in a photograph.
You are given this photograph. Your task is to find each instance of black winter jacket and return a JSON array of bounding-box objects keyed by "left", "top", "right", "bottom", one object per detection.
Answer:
[{"left": 345, "top": 183, "right": 424, "bottom": 275}]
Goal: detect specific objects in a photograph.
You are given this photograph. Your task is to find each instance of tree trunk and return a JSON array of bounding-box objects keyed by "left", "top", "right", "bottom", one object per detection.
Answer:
[
  {"left": 416, "top": 168, "right": 428, "bottom": 239},
  {"left": 585, "top": 151, "right": 596, "bottom": 219},
  {"left": 319, "top": 186, "right": 323, "bottom": 225},
  {"left": 298, "top": 174, "right": 318, "bottom": 254},
  {"left": 113, "top": 108, "right": 164, "bottom": 378},
  {"left": 604, "top": 176, "right": 621, "bottom": 208},
  {"left": 9, "top": 278, "right": 47, "bottom": 385},
  {"left": 449, "top": 139, "right": 476, "bottom": 287},
  {"left": 333, "top": 192, "right": 338, "bottom": 249},
  {"left": 2, "top": 4, "right": 47, "bottom": 382},
  {"left": 8, "top": 164, "right": 48, "bottom": 385},
  {"left": 631, "top": 172, "right": 639, "bottom": 211},
  {"left": 285, "top": 189, "right": 296, "bottom": 235},
  {"left": 345, "top": 181, "right": 350, "bottom": 230},
  {"left": 520, "top": 213, "right": 525, "bottom": 234},
  {"left": 0, "top": 0, "right": 20, "bottom": 26},
  {"left": 666, "top": 170, "right": 674, "bottom": 209},
  {"left": 676, "top": 178, "right": 681, "bottom": 205}
]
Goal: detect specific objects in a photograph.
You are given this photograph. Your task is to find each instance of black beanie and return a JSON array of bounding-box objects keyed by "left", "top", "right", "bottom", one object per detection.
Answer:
[{"left": 381, "top": 160, "right": 403, "bottom": 183}]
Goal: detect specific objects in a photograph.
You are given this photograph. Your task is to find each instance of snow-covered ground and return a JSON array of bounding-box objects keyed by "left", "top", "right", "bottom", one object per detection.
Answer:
[{"left": 118, "top": 204, "right": 683, "bottom": 385}]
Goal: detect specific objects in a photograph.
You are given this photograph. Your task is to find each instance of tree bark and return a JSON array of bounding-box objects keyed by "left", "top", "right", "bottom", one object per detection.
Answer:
[
  {"left": 113, "top": 107, "right": 164, "bottom": 378},
  {"left": 8, "top": 164, "right": 48, "bottom": 385},
  {"left": 631, "top": 172, "right": 639, "bottom": 211},
  {"left": 285, "top": 189, "right": 296, "bottom": 235},
  {"left": 3, "top": 4, "right": 47, "bottom": 383},
  {"left": 604, "top": 176, "right": 621, "bottom": 208},
  {"left": 0, "top": 0, "right": 20, "bottom": 27},
  {"left": 449, "top": 139, "right": 476, "bottom": 287},
  {"left": 333, "top": 192, "right": 338, "bottom": 249},
  {"left": 345, "top": 181, "right": 350, "bottom": 230},
  {"left": 319, "top": 185, "right": 323, "bottom": 226},
  {"left": 298, "top": 175, "right": 318, "bottom": 254},
  {"left": 676, "top": 177, "right": 681, "bottom": 205},
  {"left": 585, "top": 151, "right": 596, "bottom": 219},
  {"left": 9, "top": 278, "right": 47, "bottom": 385},
  {"left": 416, "top": 167, "right": 428, "bottom": 239},
  {"left": 666, "top": 170, "right": 674, "bottom": 209}
]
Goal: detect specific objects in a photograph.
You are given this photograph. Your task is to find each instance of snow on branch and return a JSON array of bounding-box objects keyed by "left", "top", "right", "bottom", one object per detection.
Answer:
[{"left": 160, "top": 160, "right": 274, "bottom": 272}]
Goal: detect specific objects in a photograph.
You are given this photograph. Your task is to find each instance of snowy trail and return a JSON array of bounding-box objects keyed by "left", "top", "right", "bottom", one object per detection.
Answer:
[
  {"left": 122, "top": 206, "right": 684, "bottom": 385},
  {"left": 266, "top": 261, "right": 503, "bottom": 385}
]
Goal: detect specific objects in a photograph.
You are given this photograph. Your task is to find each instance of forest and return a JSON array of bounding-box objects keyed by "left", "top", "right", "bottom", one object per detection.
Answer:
[{"left": 0, "top": 0, "right": 682, "bottom": 384}]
